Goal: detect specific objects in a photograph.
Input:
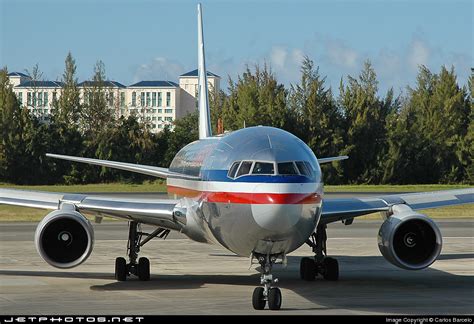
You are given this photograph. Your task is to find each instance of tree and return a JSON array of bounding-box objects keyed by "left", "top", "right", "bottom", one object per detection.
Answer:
[
  {"left": 55, "top": 52, "right": 81, "bottom": 126},
  {"left": 80, "top": 60, "right": 114, "bottom": 136},
  {"left": 288, "top": 56, "right": 344, "bottom": 183},
  {"left": 338, "top": 60, "right": 395, "bottom": 183}
]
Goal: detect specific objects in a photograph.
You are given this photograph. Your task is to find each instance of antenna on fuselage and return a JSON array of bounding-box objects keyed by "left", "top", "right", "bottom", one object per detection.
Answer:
[{"left": 197, "top": 3, "right": 212, "bottom": 139}]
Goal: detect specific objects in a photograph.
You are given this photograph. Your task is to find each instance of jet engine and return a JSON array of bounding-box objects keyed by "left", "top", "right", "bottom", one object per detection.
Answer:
[
  {"left": 35, "top": 208, "right": 94, "bottom": 269},
  {"left": 378, "top": 204, "right": 442, "bottom": 270}
]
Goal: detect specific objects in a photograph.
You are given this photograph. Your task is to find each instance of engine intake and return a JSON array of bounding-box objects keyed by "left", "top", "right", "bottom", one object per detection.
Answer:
[
  {"left": 378, "top": 204, "right": 442, "bottom": 270},
  {"left": 35, "top": 208, "right": 94, "bottom": 269}
]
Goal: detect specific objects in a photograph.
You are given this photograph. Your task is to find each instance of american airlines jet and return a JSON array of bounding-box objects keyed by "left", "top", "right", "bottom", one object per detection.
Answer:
[{"left": 1, "top": 4, "right": 472, "bottom": 311}]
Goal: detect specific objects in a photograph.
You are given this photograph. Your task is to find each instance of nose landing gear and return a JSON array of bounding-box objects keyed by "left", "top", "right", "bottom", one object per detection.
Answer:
[
  {"left": 300, "top": 224, "right": 339, "bottom": 281},
  {"left": 252, "top": 253, "right": 282, "bottom": 310}
]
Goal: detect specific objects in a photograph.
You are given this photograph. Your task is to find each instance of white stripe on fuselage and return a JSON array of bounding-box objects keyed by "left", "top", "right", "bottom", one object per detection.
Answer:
[{"left": 167, "top": 177, "right": 322, "bottom": 194}]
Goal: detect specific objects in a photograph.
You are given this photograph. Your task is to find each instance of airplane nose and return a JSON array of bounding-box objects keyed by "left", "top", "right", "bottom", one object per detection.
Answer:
[{"left": 251, "top": 204, "right": 302, "bottom": 232}]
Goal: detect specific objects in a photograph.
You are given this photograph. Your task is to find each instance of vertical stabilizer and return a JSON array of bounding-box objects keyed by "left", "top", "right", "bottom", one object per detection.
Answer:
[{"left": 197, "top": 3, "right": 212, "bottom": 139}]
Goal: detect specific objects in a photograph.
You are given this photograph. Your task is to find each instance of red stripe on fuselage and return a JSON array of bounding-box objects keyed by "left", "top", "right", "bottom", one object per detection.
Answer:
[{"left": 167, "top": 185, "right": 321, "bottom": 204}]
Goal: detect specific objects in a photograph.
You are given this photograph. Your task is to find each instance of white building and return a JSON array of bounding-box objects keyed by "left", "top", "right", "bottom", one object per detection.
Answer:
[
  {"left": 13, "top": 78, "right": 64, "bottom": 122},
  {"left": 7, "top": 69, "right": 221, "bottom": 133}
]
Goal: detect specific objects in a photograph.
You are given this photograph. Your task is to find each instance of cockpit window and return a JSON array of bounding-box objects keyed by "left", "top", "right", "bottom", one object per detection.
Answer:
[
  {"left": 277, "top": 162, "right": 298, "bottom": 175},
  {"left": 228, "top": 161, "right": 241, "bottom": 178},
  {"left": 252, "top": 162, "right": 275, "bottom": 175},
  {"left": 295, "top": 161, "right": 311, "bottom": 177},
  {"left": 236, "top": 161, "right": 253, "bottom": 177}
]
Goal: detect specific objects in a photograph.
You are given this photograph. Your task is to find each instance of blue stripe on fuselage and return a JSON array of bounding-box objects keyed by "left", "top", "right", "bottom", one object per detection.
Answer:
[{"left": 200, "top": 169, "right": 315, "bottom": 183}]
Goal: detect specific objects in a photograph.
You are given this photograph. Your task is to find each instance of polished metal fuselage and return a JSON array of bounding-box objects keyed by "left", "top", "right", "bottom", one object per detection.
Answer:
[{"left": 167, "top": 126, "right": 323, "bottom": 257}]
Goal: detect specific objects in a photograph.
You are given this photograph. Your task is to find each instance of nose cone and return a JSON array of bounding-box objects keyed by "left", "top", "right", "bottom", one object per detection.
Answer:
[{"left": 251, "top": 204, "right": 302, "bottom": 232}]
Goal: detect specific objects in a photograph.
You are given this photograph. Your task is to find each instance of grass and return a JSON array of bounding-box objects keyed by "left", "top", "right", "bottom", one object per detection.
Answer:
[{"left": 0, "top": 182, "right": 472, "bottom": 222}]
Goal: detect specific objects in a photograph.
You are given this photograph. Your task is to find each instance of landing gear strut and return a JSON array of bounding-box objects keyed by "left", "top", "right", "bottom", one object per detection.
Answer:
[
  {"left": 115, "top": 221, "right": 169, "bottom": 281},
  {"left": 252, "top": 253, "right": 282, "bottom": 310},
  {"left": 300, "top": 224, "right": 339, "bottom": 281}
]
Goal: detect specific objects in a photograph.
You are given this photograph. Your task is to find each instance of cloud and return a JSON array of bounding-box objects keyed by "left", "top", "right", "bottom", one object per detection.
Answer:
[
  {"left": 408, "top": 37, "right": 431, "bottom": 70},
  {"left": 133, "top": 57, "right": 185, "bottom": 82},
  {"left": 270, "top": 46, "right": 288, "bottom": 69},
  {"left": 324, "top": 38, "right": 359, "bottom": 69}
]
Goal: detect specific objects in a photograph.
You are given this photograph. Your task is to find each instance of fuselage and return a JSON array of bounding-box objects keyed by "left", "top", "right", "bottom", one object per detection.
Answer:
[{"left": 166, "top": 126, "right": 323, "bottom": 257}]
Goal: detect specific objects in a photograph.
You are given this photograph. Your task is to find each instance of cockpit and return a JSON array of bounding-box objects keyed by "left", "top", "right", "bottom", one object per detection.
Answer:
[{"left": 227, "top": 160, "right": 316, "bottom": 179}]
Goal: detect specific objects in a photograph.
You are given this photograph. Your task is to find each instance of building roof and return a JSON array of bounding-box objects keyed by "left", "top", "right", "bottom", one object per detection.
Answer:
[
  {"left": 128, "top": 81, "right": 179, "bottom": 88},
  {"left": 16, "top": 80, "right": 64, "bottom": 88},
  {"left": 8, "top": 72, "right": 30, "bottom": 78},
  {"left": 180, "top": 69, "right": 220, "bottom": 78},
  {"left": 78, "top": 80, "right": 126, "bottom": 88}
]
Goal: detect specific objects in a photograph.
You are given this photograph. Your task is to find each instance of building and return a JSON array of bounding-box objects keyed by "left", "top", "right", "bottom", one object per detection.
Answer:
[
  {"left": 12, "top": 77, "right": 64, "bottom": 122},
  {"left": 7, "top": 69, "right": 221, "bottom": 133}
]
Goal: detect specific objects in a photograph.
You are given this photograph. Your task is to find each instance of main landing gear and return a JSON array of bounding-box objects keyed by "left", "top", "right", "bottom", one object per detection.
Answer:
[
  {"left": 115, "top": 221, "right": 169, "bottom": 281},
  {"left": 252, "top": 253, "right": 282, "bottom": 311},
  {"left": 300, "top": 224, "right": 339, "bottom": 281}
]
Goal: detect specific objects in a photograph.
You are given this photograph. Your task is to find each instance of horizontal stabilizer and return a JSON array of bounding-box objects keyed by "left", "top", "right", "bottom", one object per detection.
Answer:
[
  {"left": 46, "top": 153, "right": 172, "bottom": 179},
  {"left": 318, "top": 156, "right": 349, "bottom": 164}
]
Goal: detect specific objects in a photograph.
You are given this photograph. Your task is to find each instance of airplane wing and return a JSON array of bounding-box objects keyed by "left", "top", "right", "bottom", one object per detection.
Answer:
[
  {"left": 46, "top": 153, "right": 174, "bottom": 179},
  {"left": 320, "top": 188, "right": 474, "bottom": 225},
  {"left": 0, "top": 189, "right": 183, "bottom": 231}
]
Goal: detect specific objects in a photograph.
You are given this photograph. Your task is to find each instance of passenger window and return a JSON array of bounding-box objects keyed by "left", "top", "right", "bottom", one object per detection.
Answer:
[
  {"left": 228, "top": 161, "right": 241, "bottom": 178},
  {"left": 295, "top": 161, "right": 311, "bottom": 177},
  {"left": 236, "top": 161, "right": 253, "bottom": 177},
  {"left": 278, "top": 162, "right": 298, "bottom": 175},
  {"left": 252, "top": 162, "right": 274, "bottom": 175}
]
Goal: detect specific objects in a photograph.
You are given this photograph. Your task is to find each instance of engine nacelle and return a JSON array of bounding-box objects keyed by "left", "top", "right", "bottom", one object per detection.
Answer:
[
  {"left": 35, "top": 208, "right": 94, "bottom": 269},
  {"left": 378, "top": 204, "right": 442, "bottom": 270}
]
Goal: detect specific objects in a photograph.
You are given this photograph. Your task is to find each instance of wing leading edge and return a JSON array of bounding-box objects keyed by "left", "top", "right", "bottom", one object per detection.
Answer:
[
  {"left": 0, "top": 188, "right": 183, "bottom": 231},
  {"left": 321, "top": 188, "right": 474, "bottom": 225}
]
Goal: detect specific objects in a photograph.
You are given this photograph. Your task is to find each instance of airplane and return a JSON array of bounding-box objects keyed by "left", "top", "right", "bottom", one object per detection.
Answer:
[{"left": 1, "top": 3, "right": 473, "bottom": 311}]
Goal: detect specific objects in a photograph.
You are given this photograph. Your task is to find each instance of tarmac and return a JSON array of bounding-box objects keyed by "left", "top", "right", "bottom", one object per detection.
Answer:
[{"left": 0, "top": 192, "right": 473, "bottom": 315}]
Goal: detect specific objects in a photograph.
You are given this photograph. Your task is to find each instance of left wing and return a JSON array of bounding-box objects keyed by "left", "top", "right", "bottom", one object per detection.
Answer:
[
  {"left": 321, "top": 188, "right": 474, "bottom": 225},
  {"left": 0, "top": 189, "right": 183, "bottom": 231}
]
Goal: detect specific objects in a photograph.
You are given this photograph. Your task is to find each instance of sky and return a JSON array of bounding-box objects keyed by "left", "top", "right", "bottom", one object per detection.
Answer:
[{"left": 1, "top": 0, "right": 472, "bottom": 95}]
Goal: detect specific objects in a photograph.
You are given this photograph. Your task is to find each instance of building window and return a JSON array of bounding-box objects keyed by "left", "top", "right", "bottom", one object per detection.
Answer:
[
  {"left": 158, "top": 92, "right": 162, "bottom": 106},
  {"left": 120, "top": 92, "right": 125, "bottom": 107},
  {"left": 52, "top": 92, "right": 57, "bottom": 103},
  {"left": 32, "top": 93, "right": 37, "bottom": 107},
  {"left": 108, "top": 92, "right": 114, "bottom": 106},
  {"left": 166, "top": 92, "right": 171, "bottom": 106},
  {"left": 44, "top": 92, "right": 48, "bottom": 107},
  {"left": 38, "top": 92, "right": 43, "bottom": 107},
  {"left": 152, "top": 109, "right": 156, "bottom": 113},
  {"left": 140, "top": 92, "right": 145, "bottom": 107},
  {"left": 152, "top": 92, "right": 156, "bottom": 106},
  {"left": 165, "top": 109, "right": 173, "bottom": 114},
  {"left": 152, "top": 117, "right": 156, "bottom": 121},
  {"left": 146, "top": 92, "right": 151, "bottom": 107},
  {"left": 132, "top": 92, "right": 136, "bottom": 107},
  {"left": 18, "top": 92, "right": 23, "bottom": 105},
  {"left": 158, "top": 117, "right": 162, "bottom": 121},
  {"left": 158, "top": 124, "right": 163, "bottom": 129},
  {"left": 158, "top": 109, "right": 162, "bottom": 114},
  {"left": 165, "top": 117, "right": 173, "bottom": 122},
  {"left": 27, "top": 92, "right": 31, "bottom": 106}
]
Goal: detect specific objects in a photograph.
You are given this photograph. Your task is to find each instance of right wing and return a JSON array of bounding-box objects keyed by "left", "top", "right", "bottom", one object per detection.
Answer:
[{"left": 0, "top": 189, "right": 184, "bottom": 231}]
